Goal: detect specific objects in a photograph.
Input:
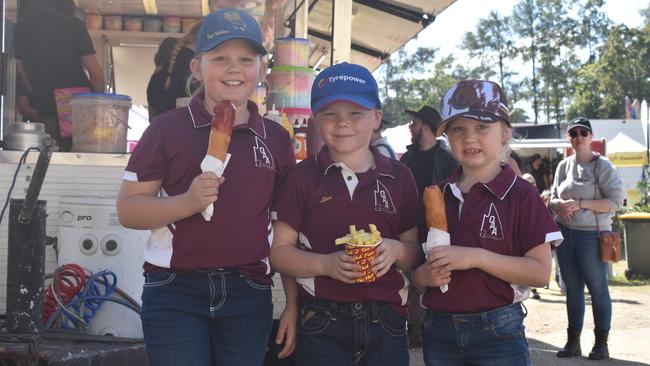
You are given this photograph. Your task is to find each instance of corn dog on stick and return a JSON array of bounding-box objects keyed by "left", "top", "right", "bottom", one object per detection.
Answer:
[
  {"left": 423, "top": 185, "right": 450, "bottom": 293},
  {"left": 199, "top": 101, "right": 235, "bottom": 221},
  {"left": 424, "top": 186, "right": 447, "bottom": 231},
  {"left": 206, "top": 101, "right": 236, "bottom": 162}
]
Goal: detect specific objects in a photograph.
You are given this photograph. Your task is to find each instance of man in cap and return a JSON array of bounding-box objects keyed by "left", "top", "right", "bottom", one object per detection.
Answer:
[{"left": 400, "top": 106, "right": 458, "bottom": 196}]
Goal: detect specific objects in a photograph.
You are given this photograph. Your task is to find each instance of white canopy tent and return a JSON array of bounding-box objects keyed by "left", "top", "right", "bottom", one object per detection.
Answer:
[{"left": 607, "top": 132, "right": 649, "bottom": 167}]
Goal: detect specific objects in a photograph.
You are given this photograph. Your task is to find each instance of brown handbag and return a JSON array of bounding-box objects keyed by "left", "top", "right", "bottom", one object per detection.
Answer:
[{"left": 593, "top": 157, "right": 622, "bottom": 263}]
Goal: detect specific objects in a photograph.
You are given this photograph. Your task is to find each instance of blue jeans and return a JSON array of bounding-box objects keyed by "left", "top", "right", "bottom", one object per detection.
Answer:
[
  {"left": 556, "top": 224, "right": 612, "bottom": 330},
  {"left": 295, "top": 299, "right": 409, "bottom": 366},
  {"left": 421, "top": 303, "right": 530, "bottom": 366},
  {"left": 141, "top": 269, "right": 273, "bottom": 366}
]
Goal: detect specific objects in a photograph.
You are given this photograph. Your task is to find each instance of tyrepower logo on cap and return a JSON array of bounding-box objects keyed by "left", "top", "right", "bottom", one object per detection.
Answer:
[{"left": 318, "top": 75, "right": 367, "bottom": 88}]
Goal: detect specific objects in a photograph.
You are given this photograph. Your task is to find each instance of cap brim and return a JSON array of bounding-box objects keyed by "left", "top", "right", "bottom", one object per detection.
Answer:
[
  {"left": 312, "top": 95, "right": 377, "bottom": 114},
  {"left": 199, "top": 35, "right": 267, "bottom": 55},
  {"left": 567, "top": 123, "right": 592, "bottom": 132},
  {"left": 404, "top": 110, "right": 420, "bottom": 119},
  {"left": 436, "top": 111, "right": 508, "bottom": 136}
]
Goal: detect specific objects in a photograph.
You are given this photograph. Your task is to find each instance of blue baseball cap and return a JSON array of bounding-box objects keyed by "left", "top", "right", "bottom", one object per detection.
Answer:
[
  {"left": 196, "top": 8, "right": 266, "bottom": 55},
  {"left": 311, "top": 62, "right": 381, "bottom": 114}
]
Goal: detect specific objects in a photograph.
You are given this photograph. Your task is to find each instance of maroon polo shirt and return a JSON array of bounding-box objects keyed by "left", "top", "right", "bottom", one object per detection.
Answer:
[
  {"left": 421, "top": 164, "right": 562, "bottom": 313},
  {"left": 272, "top": 146, "right": 423, "bottom": 317},
  {"left": 123, "top": 96, "right": 295, "bottom": 283}
]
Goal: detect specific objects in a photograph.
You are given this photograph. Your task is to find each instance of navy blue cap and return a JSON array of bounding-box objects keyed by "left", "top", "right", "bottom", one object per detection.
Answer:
[
  {"left": 311, "top": 62, "right": 381, "bottom": 114},
  {"left": 196, "top": 8, "right": 266, "bottom": 55}
]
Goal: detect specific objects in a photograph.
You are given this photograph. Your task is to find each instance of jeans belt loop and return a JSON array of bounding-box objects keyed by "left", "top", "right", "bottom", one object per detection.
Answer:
[
  {"left": 480, "top": 311, "right": 490, "bottom": 329},
  {"left": 328, "top": 302, "right": 338, "bottom": 321},
  {"left": 370, "top": 302, "right": 381, "bottom": 323}
]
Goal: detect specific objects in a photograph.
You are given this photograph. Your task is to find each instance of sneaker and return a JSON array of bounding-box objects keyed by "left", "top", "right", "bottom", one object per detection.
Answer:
[{"left": 531, "top": 289, "right": 541, "bottom": 300}]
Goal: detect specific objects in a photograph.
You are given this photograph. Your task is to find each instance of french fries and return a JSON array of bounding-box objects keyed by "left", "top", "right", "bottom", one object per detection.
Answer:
[
  {"left": 335, "top": 224, "right": 381, "bottom": 246},
  {"left": 335, "top": 224, "right": 383, "bottom": 283}
]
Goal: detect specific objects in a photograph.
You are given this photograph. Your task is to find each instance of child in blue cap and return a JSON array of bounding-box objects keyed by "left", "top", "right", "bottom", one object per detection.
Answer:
[
  {"left": 270, "top": 62, "right": 423, "bottom": 365},
  {"left": 117, "top": 8, "right": 295, "bottom": 365}
]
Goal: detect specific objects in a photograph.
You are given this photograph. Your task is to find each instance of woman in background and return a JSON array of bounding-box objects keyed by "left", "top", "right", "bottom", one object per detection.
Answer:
[
  {"left": 146, "top": 22, "right": 201, "bottom": 119},
  {"left": 550, "top": 117, "right": 624, "bottom": 360}
]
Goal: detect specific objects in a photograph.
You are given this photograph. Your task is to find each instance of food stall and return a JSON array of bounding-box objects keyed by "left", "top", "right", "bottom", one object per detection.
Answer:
[{"left": 0, "top": 0, "right": 456, "bottom": 362}]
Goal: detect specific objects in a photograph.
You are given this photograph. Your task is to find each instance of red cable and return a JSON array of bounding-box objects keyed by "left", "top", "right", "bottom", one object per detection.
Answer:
[{"left": 43, "top": 263, "right": 86, "bottom": 324}]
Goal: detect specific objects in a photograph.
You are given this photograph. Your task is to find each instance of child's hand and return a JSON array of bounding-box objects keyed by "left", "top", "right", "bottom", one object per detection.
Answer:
[
  {"left": 414, "top": 261, "right": 451, "bottom": 288},
  {"left": 324, "top": 251, "right": 362, "bottom": 283},
  {"left": 370, "top": 239, "right": 403, "bottom": 278},
  {"left": 428, "top": 246, "right": 479, "bottom": 271},
  {"left": 275, "top": 303, "right": 297, "bottom": 359},
  {"left": 184, "top": 172, "right": 225, "bottom": 213}
]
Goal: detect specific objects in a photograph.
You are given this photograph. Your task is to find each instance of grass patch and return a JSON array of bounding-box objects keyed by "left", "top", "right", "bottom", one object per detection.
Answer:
[{"left": 609, "top": 261, "right": 650, "bottom": 286}]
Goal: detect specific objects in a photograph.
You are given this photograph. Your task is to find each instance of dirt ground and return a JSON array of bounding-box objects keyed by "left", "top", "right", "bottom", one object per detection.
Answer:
[{"left": 408, "top": 261, "right": 650, "bottom": 365}]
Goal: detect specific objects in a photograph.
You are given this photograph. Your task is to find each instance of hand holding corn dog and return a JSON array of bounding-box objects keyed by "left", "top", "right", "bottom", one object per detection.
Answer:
[
  {"left": 423, "top": 185, "right": 451, "bottom": 293},
  {"left": 200, "top": 100, "right": 236, "bottom": 221}
]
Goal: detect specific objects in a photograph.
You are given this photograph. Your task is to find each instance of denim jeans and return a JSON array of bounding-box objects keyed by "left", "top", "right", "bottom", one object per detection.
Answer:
[
  {"left": 556, "top": 224, "right": 612, "bottom": 330},
  {"left": 295, "top": 299, "right": 409, "bottom": 366},
  {"left": 140, "top": 269, "right": 273, "bottom": 366},
  {"left": 421, "top": 302, "right": 530, "bottom": 366}
]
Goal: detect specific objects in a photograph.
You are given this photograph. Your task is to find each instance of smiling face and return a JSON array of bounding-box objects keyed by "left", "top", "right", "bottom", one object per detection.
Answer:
[
  {"left": 446, "top": 117, "right": 511, "bottom": 175},
  {"left": 315, "top": 102, "right": 381, "bottom": 159},
  {"left": 190, "top": 39, "right": 265, "bottom": 111}
]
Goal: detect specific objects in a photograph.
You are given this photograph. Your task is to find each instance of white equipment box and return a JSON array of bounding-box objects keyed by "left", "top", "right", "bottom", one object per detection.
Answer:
[{"left": 57, "top": 196, "right": 149, "bottom": 338}]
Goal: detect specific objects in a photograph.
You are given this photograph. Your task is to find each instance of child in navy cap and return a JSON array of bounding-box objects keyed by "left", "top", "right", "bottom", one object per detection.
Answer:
[
  {"left": 117, "top": 8, "right": 295, "bottom": 365},
  {"left": 270, "top": 62, "right": 423, "bottom": 365},
  {"left": 413, "top": 80, "right": 563, "bottom": 365}
]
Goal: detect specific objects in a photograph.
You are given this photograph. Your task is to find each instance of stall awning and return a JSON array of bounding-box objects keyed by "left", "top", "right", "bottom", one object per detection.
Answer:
[
  {"left": 300, "top": 0, "right": 456, "bottom": 71},
  {"left": 510, "top": 139, "right": 572, "bottom": 150},
  {"left": 68, "top": 0, "right": 456, "bottom": 72}
]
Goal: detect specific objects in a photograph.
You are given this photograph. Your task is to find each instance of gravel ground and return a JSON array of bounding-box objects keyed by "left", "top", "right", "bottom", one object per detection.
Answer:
[{"left": 408, "top": 262, "right": 650, "bottom": 365}]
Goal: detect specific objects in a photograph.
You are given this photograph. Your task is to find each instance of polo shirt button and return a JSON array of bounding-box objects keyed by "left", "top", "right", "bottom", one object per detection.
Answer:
[{"left": 347, "top": 176, "right": 353, "bottom": 181}]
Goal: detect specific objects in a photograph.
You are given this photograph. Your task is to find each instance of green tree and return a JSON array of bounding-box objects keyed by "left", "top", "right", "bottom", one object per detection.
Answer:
[
  {"left": 535, "top": 0, "right": 581, "bottom": 123},
  {"left": 376, "top": 48, "right": 456, "bottom": 127},
  {"left": 576, "top": 0, "right": 611, "bottom": 61},
  {"left": 567, "top": 25, "right": 650, "bottom": 119},
  {"left": 461, "top": 11, "right": 517, "bottom": 90},
  {"left": 513, "top": 0, "right": 542, "bottom": 124}
]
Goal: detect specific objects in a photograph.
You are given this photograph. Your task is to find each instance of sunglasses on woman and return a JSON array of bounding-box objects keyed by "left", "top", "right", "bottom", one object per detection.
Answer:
[{"left": 569, "top": 129, "right": 590, "bottom": 138}]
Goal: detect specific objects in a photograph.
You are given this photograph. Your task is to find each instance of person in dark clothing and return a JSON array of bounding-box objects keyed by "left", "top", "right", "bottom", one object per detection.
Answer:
[
  {"left": 15, "top": 0, "right": 105, "bottom": 151},
  {"left": 528, "top": 153, "right": 549, "bottom": 193},
  {"left": 400, "top": 106, "right": 458, "bottom": 195},
  {"left": 146, "top": 22, "right": 201, "bottom": 119},
  {"left": 16, "top": 73, "right": 40, "bottom": 121}
]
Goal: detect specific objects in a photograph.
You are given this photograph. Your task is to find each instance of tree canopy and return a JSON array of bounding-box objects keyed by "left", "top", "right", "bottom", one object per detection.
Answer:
[{"left": 376, "top": 0, "right": 650, "bottom": 125}]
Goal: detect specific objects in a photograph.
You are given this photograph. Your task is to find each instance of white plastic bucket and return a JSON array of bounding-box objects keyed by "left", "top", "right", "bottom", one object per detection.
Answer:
[{"left": 70, "top": 93, "right": 131, "bottom": 153}]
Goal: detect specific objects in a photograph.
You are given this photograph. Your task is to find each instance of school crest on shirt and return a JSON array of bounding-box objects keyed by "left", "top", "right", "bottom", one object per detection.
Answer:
[
  {"left": 374, "top": 180, "right": 396, "bottom": 214},
  {"left": 253, "top": 136, "right": 274, "bottom": 170},
  {"left": 480, "top": 203, "right": 504, "bottom": 241}
]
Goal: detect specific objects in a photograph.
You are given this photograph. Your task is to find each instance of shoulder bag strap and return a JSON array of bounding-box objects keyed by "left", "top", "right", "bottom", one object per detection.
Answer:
[{"left": 593, "top": 155, "right": 601, "bottom": 233}]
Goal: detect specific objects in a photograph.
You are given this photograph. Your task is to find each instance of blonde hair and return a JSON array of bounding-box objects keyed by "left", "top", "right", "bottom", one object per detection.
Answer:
[
  {"left": 164, "top": 21, "right": 202, "bottom": 91},
  {"left": 188, "top": 43, "right": 265, "bottom": 98}
]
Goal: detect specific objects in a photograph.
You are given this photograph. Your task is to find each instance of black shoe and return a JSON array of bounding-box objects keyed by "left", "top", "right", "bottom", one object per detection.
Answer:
[
  {"left": 557, "top": 328, "right": 582, "bottom": 358},
  {"left": 531, "top": 289, "right": 541, "bottom": 300},
  {"left": 588, "top": 329, "right": 609, "bottom": 360}
]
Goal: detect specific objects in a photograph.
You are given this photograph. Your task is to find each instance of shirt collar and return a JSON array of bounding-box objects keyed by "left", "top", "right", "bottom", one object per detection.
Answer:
[
  {"left": 316, "top": 145, "right": 397, "bottom": 179},
  {"left": 442, "top": 163, "right": 517, "bottom": 200},
  {"left": 187, "top": 95, "right": 266, "bottom": 139}
]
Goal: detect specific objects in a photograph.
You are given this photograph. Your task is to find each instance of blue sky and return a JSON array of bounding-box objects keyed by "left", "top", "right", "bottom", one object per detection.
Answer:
[{"left": 383, "top": 0, "right": 648, "bottom": 153}]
